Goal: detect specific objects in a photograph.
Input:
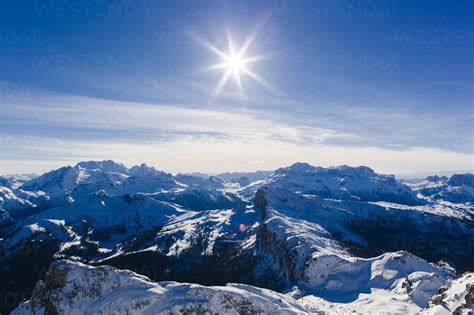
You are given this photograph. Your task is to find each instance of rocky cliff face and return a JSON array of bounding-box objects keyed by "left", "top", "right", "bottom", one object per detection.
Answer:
[{"left": 448, "top": 174, "right": 474, "bottom": 187}]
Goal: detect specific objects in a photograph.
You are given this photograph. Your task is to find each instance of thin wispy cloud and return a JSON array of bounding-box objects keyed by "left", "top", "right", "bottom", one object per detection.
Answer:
[
  {"left": 2, "top": 94, "right": 354, "bottom": 145},
  {"left": 1, "top": 94, "right": 472, "bottom": 175}
]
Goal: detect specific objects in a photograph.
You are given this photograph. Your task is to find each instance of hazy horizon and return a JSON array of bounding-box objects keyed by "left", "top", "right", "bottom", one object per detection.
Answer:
[{"left": 1, "top": 158, "right": 473, "bottom": 179}]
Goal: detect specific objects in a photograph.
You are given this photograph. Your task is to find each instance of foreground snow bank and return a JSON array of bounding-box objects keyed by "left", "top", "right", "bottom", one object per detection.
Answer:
[
  {"left": 12, "top": 260, "right": 308, "bottom": 315},
  {"left": 421, "top": 272, "right": 474, "bottom": 314}
]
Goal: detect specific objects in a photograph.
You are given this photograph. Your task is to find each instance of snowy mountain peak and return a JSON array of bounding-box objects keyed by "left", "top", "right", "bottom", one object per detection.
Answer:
[
  {"left": 276, "top": 163, "right": 377, "bottom": 177},
  {"left": 253, "top": 162, "right": 421, "bottom": 205},
  {"left": 75, "top": 160, "right": 129, "bottom": 175},
  {"left": 129, "top": 163, "right": 161, "bottom": 177},
  {"left": 275, "top": 162, "right": 315, "bottom": 174}
]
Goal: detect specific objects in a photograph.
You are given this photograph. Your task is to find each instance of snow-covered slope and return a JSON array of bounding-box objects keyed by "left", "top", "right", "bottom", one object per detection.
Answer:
[
  {"left": 12, "top": 260, "right": 307, "bottom": 315},
  {"left": 150, "top": 187, "right": 240, "bottom": 210},
  {"left": 0, "top": 175, "right": 49, "bottom": 227},
  {"left": 0, "top": 185, "right": 47, "bottom": 213},
  {"left": 421, "top": 272, "right": 474, "bottom": 314},
  {"left": 295, "top": 252, "right": 452, "bottom": 314},
  {"left": 0, "top": 190, "right": 188, "bottom": 263}
]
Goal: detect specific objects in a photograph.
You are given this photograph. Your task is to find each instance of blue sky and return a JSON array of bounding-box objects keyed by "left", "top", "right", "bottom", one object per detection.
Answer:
[{"left": 1, "top": 0, "right": 473, "bottom": 174}]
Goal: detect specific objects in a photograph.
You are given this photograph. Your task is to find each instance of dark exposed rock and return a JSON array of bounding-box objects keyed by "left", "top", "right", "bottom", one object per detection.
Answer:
[{"left": 448, "top": 173, "right": 474, "bottom": 187}]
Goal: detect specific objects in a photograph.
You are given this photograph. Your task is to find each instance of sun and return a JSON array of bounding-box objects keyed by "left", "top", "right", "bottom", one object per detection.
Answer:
[
  {"left": 226, "top": 53, "right": 244, "bottom": 74},
  {"left": 194, "top": 31, "right": 270, "bottom": 98}
]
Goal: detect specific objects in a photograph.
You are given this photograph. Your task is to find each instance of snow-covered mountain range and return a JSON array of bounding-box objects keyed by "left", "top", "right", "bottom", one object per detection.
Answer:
[{"left": 1, "top": 160, "right": 473, "bottom": 314}]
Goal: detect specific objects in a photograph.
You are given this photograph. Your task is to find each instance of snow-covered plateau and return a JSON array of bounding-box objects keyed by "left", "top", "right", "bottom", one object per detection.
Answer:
[{"left": 1, "top": 160, "right": 473, "bottom": 314}]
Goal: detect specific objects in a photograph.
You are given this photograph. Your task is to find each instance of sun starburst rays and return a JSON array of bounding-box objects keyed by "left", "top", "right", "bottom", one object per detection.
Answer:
[{"left": 195, "top": 32, "right": 269, "bottom": 98}]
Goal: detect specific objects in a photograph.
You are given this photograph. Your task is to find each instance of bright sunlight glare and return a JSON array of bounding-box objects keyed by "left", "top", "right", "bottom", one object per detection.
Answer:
[{"left": 194, "top": 31, "right": 271, "bottom": 98}]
